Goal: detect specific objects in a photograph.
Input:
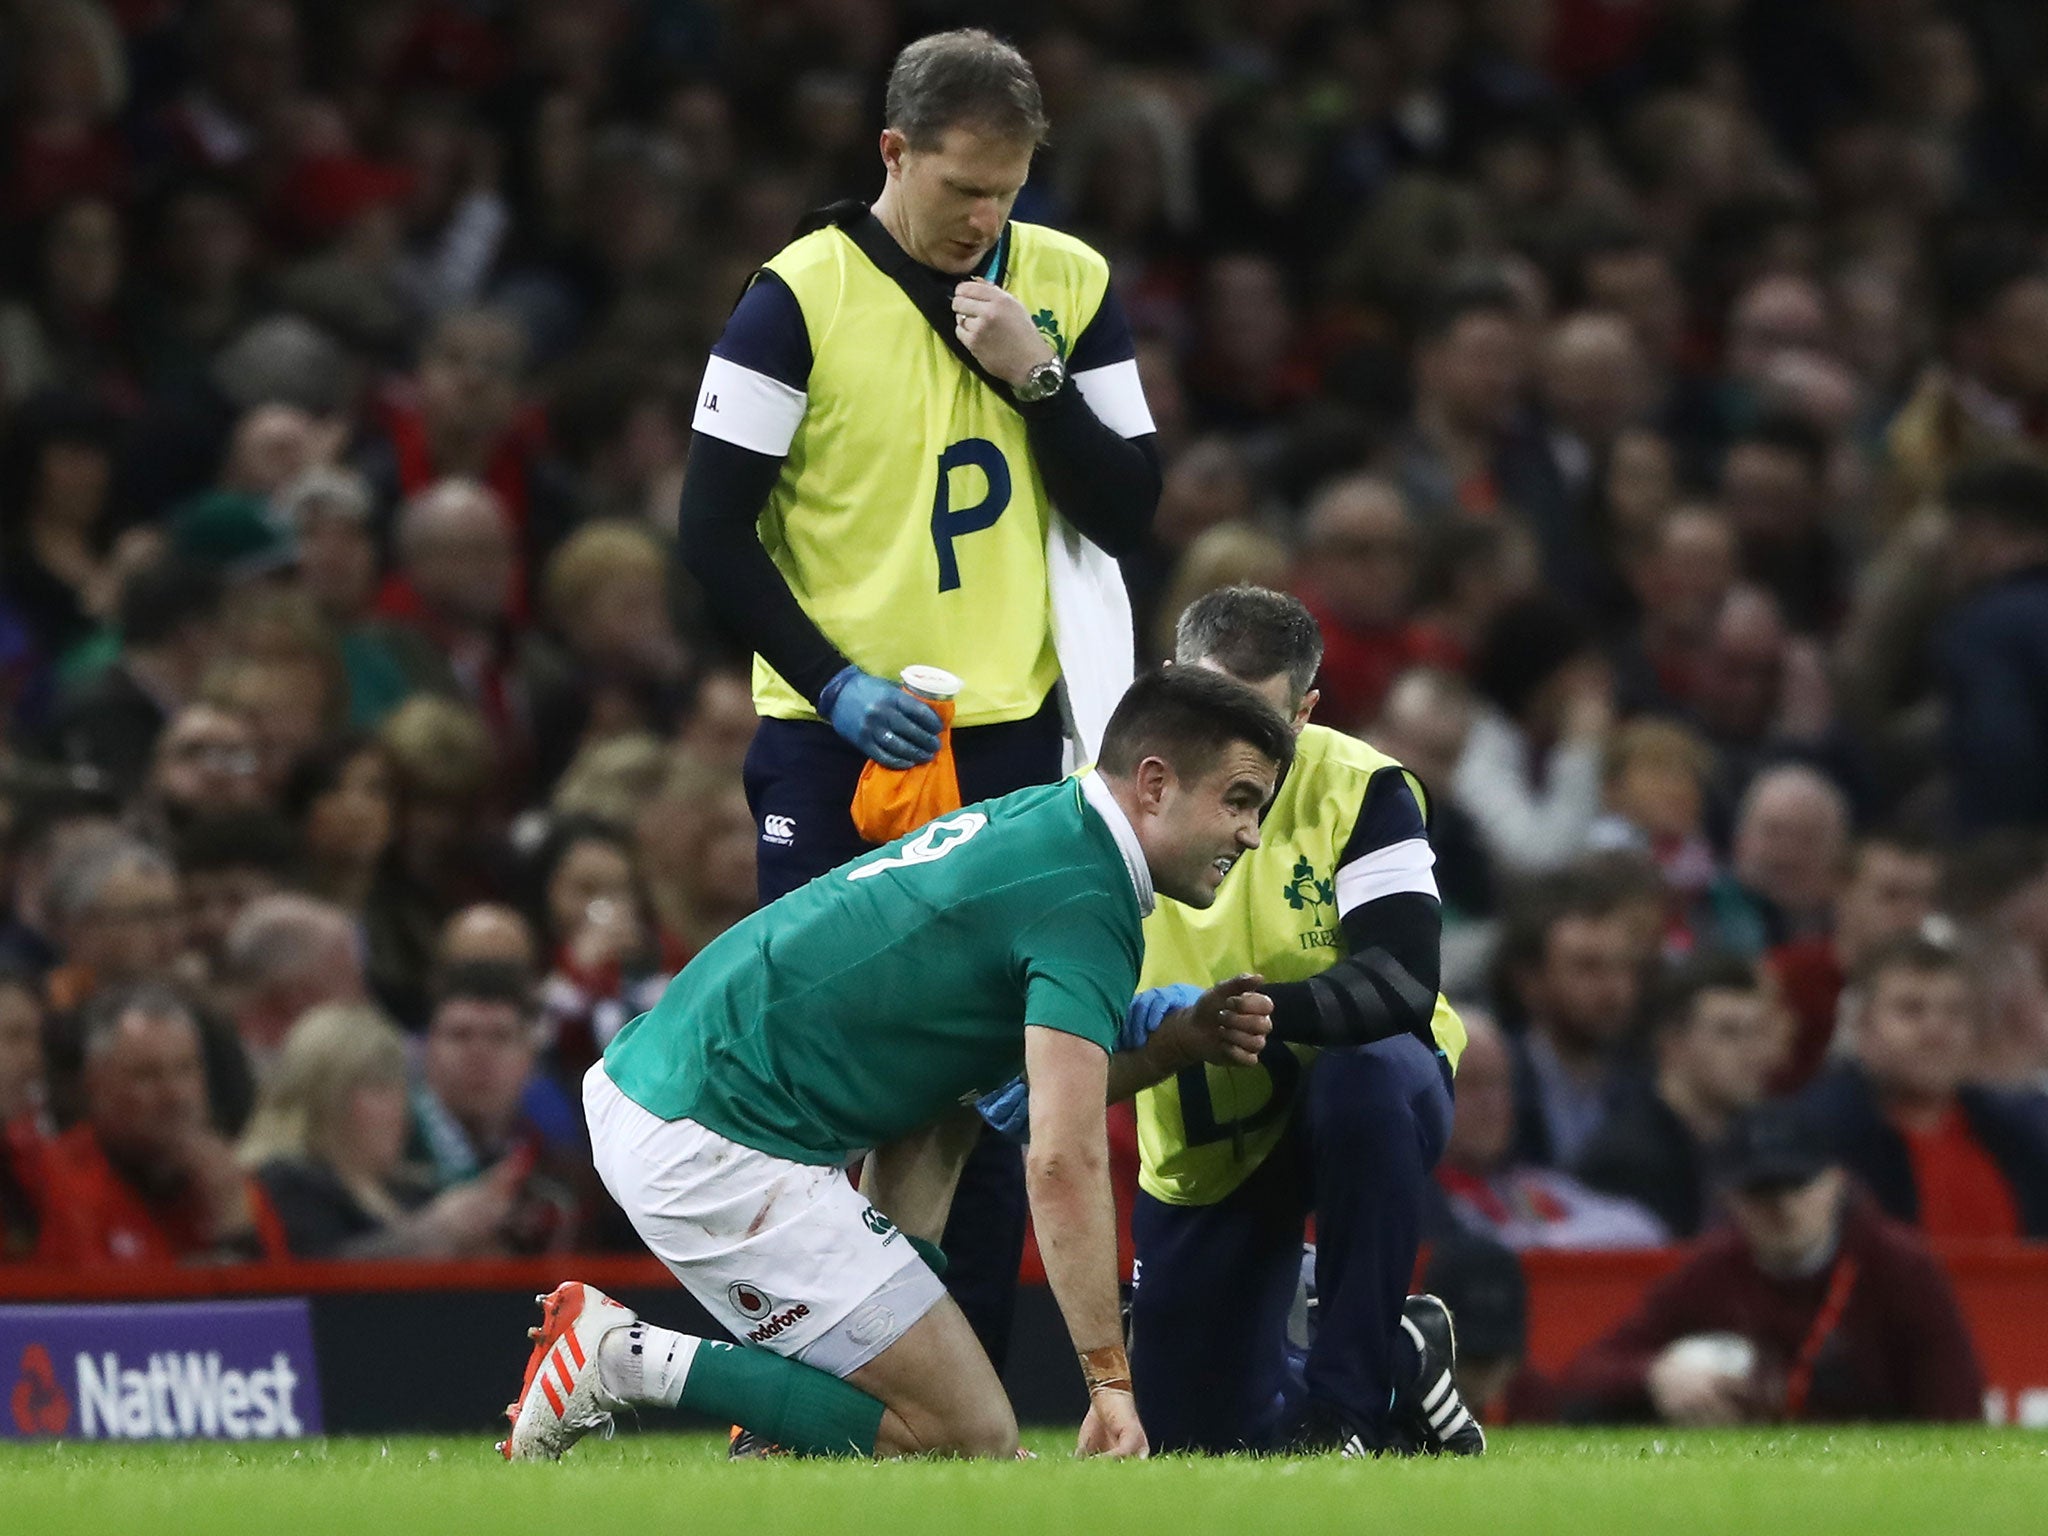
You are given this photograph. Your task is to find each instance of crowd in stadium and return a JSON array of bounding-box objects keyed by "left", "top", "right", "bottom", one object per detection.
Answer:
[{"left": 5, "top": 0, "right": 2048, "bottom": 1422}]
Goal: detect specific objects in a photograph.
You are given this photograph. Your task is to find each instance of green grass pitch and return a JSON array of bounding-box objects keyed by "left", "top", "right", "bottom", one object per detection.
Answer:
[{"left": 4, "top": 1427, "right": 2040, "bottom": 1536}]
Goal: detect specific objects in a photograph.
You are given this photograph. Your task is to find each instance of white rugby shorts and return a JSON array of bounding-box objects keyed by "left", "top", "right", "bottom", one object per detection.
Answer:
[{"left": 583, "top": 1062, "right": 945, "bottom": 1377}]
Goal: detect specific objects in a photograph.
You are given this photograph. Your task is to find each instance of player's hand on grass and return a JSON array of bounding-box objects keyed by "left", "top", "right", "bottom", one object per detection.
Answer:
[
  {"left": 951, "top": 279, "right": 1056, "bottom": 389},
  {"left": 1076, "top": 1390, "right": 1148, "bottom": 1460},
  {"left": 1151, "top": 973, "right": 1273, "bottom": 1073},
  {"left": 819, "top": 665, "right": 942, "bottom": 768}
]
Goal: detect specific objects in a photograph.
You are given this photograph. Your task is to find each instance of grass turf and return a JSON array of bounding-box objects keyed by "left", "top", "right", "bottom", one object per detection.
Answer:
[{"left": 3, "top": 1427, "right": 2040, "bottom": 1536}]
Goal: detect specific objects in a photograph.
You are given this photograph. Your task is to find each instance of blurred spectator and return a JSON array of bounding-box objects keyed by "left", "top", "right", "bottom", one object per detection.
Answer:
[
  {"left": 1938, "top": 459, "right": 2048, "bottom": 831},
  {"left": 0, "top": 195, "right": 135, "bottom": 409},
  {"left": 436, "top": 904, "right": 539, "bottom": 977},
  {"left": 40, "top": 834, "right": 184, "bottom": 1016},
  {"left": 1718, "top": 764, "right": 1852, "bottom": 957},
  {"left": 1289, "top": 475, "right": 1442, "bottom": 732},
  {"left": 539, "top": 519, "right": 688, "bottom": 754},
  {"left": 1577, "top": 953, "right": 1784, "bottom": 1238},
  {"left": 33, "top": 983, "right": 289, "bottom": 1264},
  {"left": 1147, "top": 522, "right": 1294, "bottom": 663},
  {"left": 1393, "top": 276, "right": 1581, "bottom": 599},
  {"left": 1885, "top": 239, "right": 2048, "bottom": 526},
  {"left": 284, "top": 734, "right": 396, "bottom": 920},
  {"left": 1765, "top": 831, "right": 1943, "bottom": 1093},
  {"left": 529, "top": 816, "right": 670, "bottom": 1080},
  {"left": 366, "top": 694, "right": 498, "bottom": 1023},
  {"left": 1371, "top": 667, "right": 1491, "bottom": 928},
  {"left": 137, "top": 701, "right": 269, "bottom": 839},
  {"left": 1407, "top": 516, "right": 1541, "bottom": 671},
  {"left": 174, "top": 811, "right": 299, "bottom": 991},
  {"left": 407, "top": 959, "right": 600, "bottom": 1252},
  {"left": 242, "top": 1004, "right": 521, "bottom": 1259},
  {"left": 1588, "top": 718, "right": 1720, "bottom": 952},
  {"left": 671, "top": 666, "right": 757, "bottom": 773},
  {"left": 42, "top": 553, "right": 225, "bottom": 798},
  {"left": 219, "top": 893, "right": 367, "bottom": 1077},
  {"left": 276, "top": 466, "right": 411, "bottom": 727},
  {"left": 1609, "top": 505, "right": 1740, "bottom": 715},
  {"left": 1124, "top": 436, "right": 1257, "bottom": 650},
  {"left": 633, "top": 757, "right": 756, "bottom": 963},
  {"left": 0, "top": 793, "right": 118, "bottom": 979},
  {"left": 371, "top": 477, "right": 574, "bottom": 797},
  {"left": 1802, "top": 935, "right": 2048, "bottom": 1239},
  {"left": 0, "top": 392, "right": 125, "bottom": 657},
  {"left": 356, "top": 307, "right": 576, "bottom": 606},
  {"left": 1455, "top": 595, "right": 1612, "bottom": 877},
  {"left": 1719, "top": 415, "right": 1845, "bottom": 634},
  {"left": 1432, "top": 1010, "right": 1667, "bottom": 1250},
  {"left": 1, "top": 969, "right": 52, "bottom": 1259},
  {"left": 1498, "top": 871, "right": 1646, "bottom": 1168},
  {"left": 1559, "top": 1102, "right": 1985, "bottom": 1423}
]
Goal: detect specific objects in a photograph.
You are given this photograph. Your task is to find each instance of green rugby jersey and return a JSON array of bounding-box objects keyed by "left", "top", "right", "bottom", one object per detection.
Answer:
[{"left": 602, "top": 775, "right": 1148, "bottom": 1164}]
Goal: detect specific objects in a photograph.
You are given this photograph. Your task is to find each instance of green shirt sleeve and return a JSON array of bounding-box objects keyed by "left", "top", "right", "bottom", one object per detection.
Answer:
[{"left": 1014, "top": 892, "right": 1137, "bottom": 1055}]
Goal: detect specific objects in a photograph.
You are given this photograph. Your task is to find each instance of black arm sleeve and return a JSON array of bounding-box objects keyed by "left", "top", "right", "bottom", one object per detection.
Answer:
[
  {"left": 1020, "top": 387, "right": 1161, "bottom": 557},
  {"left": 1263, "top": 890, "right": 1444, "bottom": 1049},
  {"left": 674, "top": 433, "right": 848, "bottom": 706}
]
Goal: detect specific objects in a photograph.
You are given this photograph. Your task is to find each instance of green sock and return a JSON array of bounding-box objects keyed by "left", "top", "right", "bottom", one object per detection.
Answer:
[{"left": 679, "top": 1339, "right": 884, "bottom": 1457}]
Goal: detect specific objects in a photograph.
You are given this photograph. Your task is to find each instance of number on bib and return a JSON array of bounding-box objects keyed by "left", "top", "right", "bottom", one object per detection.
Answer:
[
  {"left": 931, "top": 438, "right": 1011, "bottom": 592},
  {"left": 847, "top": 811, "right": 989, "bottom": 880}
]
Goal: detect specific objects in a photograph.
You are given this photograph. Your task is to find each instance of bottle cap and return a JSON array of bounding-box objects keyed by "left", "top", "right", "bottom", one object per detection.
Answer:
[{"left": 899, "top": 665, "right": 961, "bottom": 703}]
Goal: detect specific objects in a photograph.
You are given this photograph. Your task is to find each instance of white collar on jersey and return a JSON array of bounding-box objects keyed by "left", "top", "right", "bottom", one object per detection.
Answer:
[{"left": 1078, "top": 769, "right": 1155, "bottom": 917}]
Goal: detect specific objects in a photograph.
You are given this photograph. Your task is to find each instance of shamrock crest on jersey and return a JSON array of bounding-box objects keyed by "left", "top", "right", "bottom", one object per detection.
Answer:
[
  {"left": 1282, "top": 856, "right": 1335, "bottom": 916},
  {"left": 1032, "top": 308, "right": 1066, "bottom": 358}
]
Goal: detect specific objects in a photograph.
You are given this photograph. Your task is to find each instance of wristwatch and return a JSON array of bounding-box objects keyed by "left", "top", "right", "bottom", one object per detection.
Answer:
[{"left": 1013, "top": 355, "right": 1067, "bottom": 404}]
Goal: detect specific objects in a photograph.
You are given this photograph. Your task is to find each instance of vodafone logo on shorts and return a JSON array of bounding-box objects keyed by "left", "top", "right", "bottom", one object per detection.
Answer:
[
  {"left": 726, "top": 1282, "right": 775, "bottom": 1320},
  {"left": 746, "top": 1304, "right": 810, "bottom": 1345}
]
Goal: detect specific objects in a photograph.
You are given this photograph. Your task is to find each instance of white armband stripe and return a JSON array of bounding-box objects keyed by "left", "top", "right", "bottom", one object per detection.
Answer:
[
  {"left": 1073, "top": 359, "right": 1156, "bottom": 439},
  {"left": 692, "top": 354, "right": 807, "bottom": 456},
  {"left": 1334, "top": 837, "right": 1438, "bottom": 915}
]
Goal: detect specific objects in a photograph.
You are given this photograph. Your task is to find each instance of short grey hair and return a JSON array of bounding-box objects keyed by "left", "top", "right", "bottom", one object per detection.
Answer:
[
  {"left": 78, "top": 981, "right": 197, "bottom": 1061},
  {"left": 224, "top": 894, "right": 356, "bottom": 990},
  {"left": 1173, "top": 585, "right": 1323, "bottom": 708},
  {"left": 885, "top": 29, "right": 1047, "bottom": 148},
  {"left": 45, "top": 836, "right": 173, "bottom": 931}
]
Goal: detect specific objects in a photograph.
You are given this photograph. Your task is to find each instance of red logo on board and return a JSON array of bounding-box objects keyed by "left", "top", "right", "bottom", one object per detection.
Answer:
[{"left": 11, "top": 1343, "right": 71, "bottom": 1435}]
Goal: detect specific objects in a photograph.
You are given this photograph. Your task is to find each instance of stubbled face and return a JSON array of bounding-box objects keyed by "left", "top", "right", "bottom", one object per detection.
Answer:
[
  {"left": 1665, "top": 987, "right": 1784, "bottom": 1114},
  {"left": 1857, "top": 965, "right": 1975, "bottom": 1104},
  {"left": 1525, "top": 913, "right": 1641, "bottom": 1050},
  {"left": 1139, "top": 743, "right": 1278, "bottom": 909},
  {"left": 424, "top": 998, "right": 536, "bottom": 1141},
  {"left": 882, "top": 125, "right": 1036, "bottom": 273},
  {"left": 1834, "top": 846, "right": 1940, "bottom": 965},
  {"left": 87, "top": 1011, "right": 209, "bottom": 1165}
]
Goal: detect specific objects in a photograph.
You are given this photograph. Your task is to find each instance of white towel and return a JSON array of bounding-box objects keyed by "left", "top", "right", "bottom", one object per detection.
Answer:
[{"left": 1045, "top": 512, "right": 1134, "bottom": 771}]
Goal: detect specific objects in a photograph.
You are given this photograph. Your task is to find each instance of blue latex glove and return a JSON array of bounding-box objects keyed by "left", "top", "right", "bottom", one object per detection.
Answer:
[
  {"left": 817, "top": 665, "right": 943, "bottom": 769},
  {"left": 978, "top": 985, "right": 1204, "bottom": 1143}
]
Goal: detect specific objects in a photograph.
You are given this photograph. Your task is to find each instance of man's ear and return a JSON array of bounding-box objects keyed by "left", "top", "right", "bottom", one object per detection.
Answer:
[
  {"left": 879, "top": 128, "right": 907, "bottom": 178},
  {"left": 1132, "top": 755, "right": 1173, "bottom": 815},
  {"left": 1293, "top": 687, "right": 1319, "bottom": 733}
]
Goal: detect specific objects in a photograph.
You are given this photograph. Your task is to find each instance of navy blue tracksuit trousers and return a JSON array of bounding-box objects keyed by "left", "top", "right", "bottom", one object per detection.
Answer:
[{"left": 1129, "top": 1034, "right": 1453, "bottom": 1451}]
